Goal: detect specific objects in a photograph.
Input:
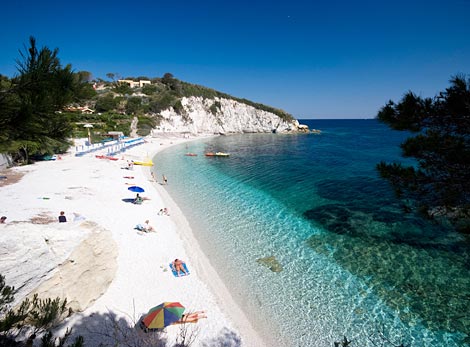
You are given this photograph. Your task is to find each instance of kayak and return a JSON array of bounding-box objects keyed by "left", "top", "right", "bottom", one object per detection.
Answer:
[
  {"left": 133, "top": 160, "right": 154, "bottom": 166},
  {"left": 96, "top": 155, "right": 119, "bottom": 161}
]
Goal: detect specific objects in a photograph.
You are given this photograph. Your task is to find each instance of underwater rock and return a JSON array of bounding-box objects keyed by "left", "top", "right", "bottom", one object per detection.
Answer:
[{"left": 256, "top": 255, "right": 283, "bottom": 272}]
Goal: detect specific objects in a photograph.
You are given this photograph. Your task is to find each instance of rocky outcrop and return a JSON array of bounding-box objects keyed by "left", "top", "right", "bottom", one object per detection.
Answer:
[
  {"left": 154, "top": 96, "right": 301, "bottom": 135},
  {"left": 0, "top": 221, "right": 117, "bottom": 312}
]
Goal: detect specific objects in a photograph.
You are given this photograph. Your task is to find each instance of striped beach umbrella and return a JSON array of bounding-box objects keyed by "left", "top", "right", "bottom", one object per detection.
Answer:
[{"left": 141, "top": 302, "right": 185, "bottom": 329}]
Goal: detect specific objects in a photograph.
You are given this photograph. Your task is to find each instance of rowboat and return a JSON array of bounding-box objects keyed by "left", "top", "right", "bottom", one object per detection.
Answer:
[{"left": 185, "top": 153, "right": 198, "bottom": 156}]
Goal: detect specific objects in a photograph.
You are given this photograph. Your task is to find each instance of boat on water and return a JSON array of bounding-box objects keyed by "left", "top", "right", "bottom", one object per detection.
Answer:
[
  {"left": 205, "top": 152, "right": 230, "bottom": 157},
  {"left": 95, "top": 155, "right": 119, "bottom": 161},
  {"left": 185, "top": 153, "right": 198, "bottom": 156}
]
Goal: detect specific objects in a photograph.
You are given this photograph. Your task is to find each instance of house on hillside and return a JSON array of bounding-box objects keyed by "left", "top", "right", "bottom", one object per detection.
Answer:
[
  {"left": 118, "top": 80, "right": 151, "bottom": 88},
  {"left": 102, "top": 131, "right": 125, "bottom": 141},
  {"left": 64, "top": 106, "right": 94, "bottom": 114}
]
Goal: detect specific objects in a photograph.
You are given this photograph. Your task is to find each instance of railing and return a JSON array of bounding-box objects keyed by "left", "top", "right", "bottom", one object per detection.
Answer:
[{"left": 75, "top": 137, "right": 146, "bottom": 157}]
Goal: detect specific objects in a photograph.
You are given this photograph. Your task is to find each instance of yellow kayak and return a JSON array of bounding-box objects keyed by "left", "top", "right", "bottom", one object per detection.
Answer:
[{"left": 133, "top": 160, "right": 154, "bottom": 166}]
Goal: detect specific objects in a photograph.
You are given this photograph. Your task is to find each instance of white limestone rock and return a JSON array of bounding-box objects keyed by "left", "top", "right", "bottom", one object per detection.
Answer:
[{"left": 154, "top": 96, "right": 300, "bottom": 135}]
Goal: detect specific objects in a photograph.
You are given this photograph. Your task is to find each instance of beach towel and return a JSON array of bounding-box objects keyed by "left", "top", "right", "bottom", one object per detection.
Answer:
[{"left": 169, "top": 262, "right": 190, "bottom": 277}]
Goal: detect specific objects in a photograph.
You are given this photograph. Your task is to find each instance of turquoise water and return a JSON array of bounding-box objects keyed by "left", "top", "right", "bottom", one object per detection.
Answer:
[{"left": 154, "top": 120, "right": 469, "bottom": 347}]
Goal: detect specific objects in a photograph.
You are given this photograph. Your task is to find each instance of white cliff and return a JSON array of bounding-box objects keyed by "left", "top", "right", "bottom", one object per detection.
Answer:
[{"left": 154, "top": 96, "right": 301, "bottom": 135}]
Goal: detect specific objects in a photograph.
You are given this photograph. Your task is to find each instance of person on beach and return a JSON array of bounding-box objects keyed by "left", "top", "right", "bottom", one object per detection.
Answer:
[
  {"left": 0, "top": 216, "right": 6, "bottom": 224},
  {"left": 143, "top": 220, "right": 155, "bottom": 232},
  {"left": 134, "top": 194, "right": 143, "bottom": 204},
  {"left": 58, "top": 211, "right": 67, "bottom": 223},
  {"left": 172, "top": 311, "right": 207, "bottom": 324},
  {"left": 158, "top": 208, "right": 169, "bottom": 216},
  {"left": 162, "top": 174, "right": 168, "bottom": 185},
  {"left": 172, "top": 259, "right": 187, "bottom": 277}
]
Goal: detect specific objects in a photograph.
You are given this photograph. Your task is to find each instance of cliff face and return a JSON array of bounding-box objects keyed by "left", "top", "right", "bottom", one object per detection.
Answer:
[{"left": 155, "top": 96, "right": 300, "bottom": 134}]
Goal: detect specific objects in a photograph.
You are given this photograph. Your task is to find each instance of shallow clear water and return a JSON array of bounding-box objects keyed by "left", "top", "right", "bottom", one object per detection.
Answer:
[{"left": 154, "top": 120, "right": 469, "bottom": 347}]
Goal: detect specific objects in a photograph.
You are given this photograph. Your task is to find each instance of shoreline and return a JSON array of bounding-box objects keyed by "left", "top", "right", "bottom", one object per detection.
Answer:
[
  {"left": 143, "top": 137, "right": 271, "bottom": 347},
  {"left": 0, "top": 134, "right": 267, "bottom": 347}
]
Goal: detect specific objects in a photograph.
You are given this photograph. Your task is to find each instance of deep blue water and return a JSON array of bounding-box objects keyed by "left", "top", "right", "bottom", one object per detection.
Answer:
[{"left": 154, "top": 120, "right": 469, "bottom": 347}]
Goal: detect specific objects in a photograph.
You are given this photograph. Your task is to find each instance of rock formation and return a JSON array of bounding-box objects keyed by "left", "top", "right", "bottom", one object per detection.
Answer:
[{"left": 154, "top": 96, "right": 302, "bottom": 135}]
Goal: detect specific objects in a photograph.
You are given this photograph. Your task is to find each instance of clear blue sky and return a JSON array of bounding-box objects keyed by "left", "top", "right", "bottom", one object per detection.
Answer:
[{"left": 1, "top": 0, "right": 469, "bottom": 119}]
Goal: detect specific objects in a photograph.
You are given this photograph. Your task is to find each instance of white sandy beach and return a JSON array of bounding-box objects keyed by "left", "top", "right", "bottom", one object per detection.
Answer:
[{"left": 0, "top": 135, "right": 267, "bottom": 347}]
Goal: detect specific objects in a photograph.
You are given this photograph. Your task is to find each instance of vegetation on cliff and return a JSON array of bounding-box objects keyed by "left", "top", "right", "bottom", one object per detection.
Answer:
[{"left": 0, "top": 39, "right": 294, "bottom": 162}]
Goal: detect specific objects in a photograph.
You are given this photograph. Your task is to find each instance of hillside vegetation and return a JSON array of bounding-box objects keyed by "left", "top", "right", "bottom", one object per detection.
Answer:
[
  {"left": 67, "top": 73, "right": 294, "bottom": 139},
  {"left": 0, "top": 38, "right": 293, "bottom": 162}
]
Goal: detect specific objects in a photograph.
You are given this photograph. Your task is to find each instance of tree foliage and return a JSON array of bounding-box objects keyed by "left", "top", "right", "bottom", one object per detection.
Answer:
[
  {"left": 377, "top": 75, "right": 470, "bottom": 231},
  {"left": 0, "top": 274, "right": 82, "bottom": 347},
  {"left": 0, "top": 37, "right": 92, "bottom": 162}
]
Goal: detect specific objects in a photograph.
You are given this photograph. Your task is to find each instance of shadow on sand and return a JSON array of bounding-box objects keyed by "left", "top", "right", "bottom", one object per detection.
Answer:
[{"left": 58, "top": 311, "right": 242, "bottom": 347}]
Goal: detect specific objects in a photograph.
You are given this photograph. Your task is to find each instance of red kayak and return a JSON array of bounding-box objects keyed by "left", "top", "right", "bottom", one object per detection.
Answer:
[{"left": 96, "top": 155, "right": 119, "bottom": 161}]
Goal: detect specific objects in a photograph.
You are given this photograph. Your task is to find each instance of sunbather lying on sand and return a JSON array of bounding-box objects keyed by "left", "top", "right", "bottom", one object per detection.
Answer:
[
  {"left": 172, "top": 311, "right": 207, "bottom": 324},
  {"left": 143, "top": 220, "right": 155, "bottom": 232},
  {"left": 172, "top": 259, "right": 187, "bottom": 276}
]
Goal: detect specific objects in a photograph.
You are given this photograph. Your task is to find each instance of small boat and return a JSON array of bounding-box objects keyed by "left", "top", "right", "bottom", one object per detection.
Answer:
[
  {"left": 133, "top": 160, "right": 154, "bottom": 166},
  {"left": 215, "top": 152, "right": 230, "bottom": 157},
  {"left": 185, "top": 153, "right": 198, "bottom": 156},
  {"left": 205, "top": 152, "right": 230, "bottom": 157},
  {"left": 96, "top": 155, "right": 119, "bottom": 161}
]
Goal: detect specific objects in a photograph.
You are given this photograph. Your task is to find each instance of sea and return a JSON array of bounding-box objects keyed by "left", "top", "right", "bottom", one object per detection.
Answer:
[{"left": 153, "top": 119, "right": 469, "bottom": 347}]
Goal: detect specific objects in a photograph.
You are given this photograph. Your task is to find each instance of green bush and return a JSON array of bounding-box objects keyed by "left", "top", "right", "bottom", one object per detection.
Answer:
[{"left": 0, "top": 274, "right": 83, "bottom": 347}]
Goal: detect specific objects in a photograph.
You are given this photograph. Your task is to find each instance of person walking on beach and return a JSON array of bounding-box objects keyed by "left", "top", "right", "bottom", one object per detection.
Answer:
[{"left": 162, "top": 174, "right": 168, "bottom": 185}]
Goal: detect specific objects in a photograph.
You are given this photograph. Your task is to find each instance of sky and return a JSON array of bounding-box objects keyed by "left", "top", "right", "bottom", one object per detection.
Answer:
[{"left": 1, "top": 0, "right": 469, "bottom": 119}]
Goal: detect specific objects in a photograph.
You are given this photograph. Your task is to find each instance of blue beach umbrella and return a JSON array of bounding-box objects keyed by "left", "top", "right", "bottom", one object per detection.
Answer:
[{"left": 128, "top": 186, "right": 145, "bottom": 193}]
